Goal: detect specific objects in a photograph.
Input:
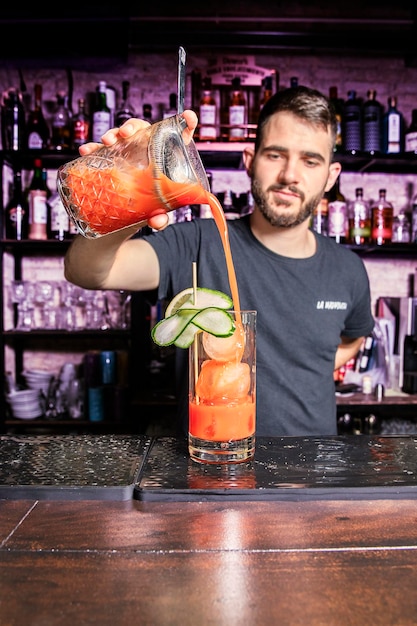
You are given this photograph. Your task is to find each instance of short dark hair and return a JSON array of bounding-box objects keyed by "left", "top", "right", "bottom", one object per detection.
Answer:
[{"left": 255, "top": 86, "right": 337, "bottom": 155}]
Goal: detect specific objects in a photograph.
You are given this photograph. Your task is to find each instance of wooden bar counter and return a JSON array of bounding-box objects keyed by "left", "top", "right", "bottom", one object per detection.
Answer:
[{"left": 1, "top": 434, "right": 417, "bottom": 625}]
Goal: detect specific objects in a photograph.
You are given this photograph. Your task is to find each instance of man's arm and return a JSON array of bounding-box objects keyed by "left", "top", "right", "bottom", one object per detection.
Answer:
[
  {"left": 334, "top": 335, "right": 364, "bottom": 372},
  {"left": 64, "top": 226, "right": 160, "bottom": 292}
]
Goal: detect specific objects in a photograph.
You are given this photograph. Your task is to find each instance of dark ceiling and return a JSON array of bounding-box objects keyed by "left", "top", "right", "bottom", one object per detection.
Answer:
[{"left": 1, "top": 2, "right": 416, "bottom": 66}]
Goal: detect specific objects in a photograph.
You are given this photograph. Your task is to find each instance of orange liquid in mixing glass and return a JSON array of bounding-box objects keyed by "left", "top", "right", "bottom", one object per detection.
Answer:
[{"left": 66, "top": 163, "right": 209, "bottom": 237}]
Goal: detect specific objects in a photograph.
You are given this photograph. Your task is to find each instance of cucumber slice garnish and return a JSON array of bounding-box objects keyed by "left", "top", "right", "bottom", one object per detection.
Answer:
[
  {"left": 151, "top": 310, "right": 198, "bottom": 346},
  {"left": 153, "top": 287, "right": 235, "bottom": 349},
  {"left": 152, "top": 307, "right": 235, "bottom": 348},
  {"left": 174, "top": 308, "right": 235, "bottom": 349}
]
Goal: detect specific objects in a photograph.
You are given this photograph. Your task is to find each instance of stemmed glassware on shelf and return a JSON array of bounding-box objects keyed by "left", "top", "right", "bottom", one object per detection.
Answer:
[
  {"left": 58, "top": 282, "right": 80, "bottom": 330},
  {"left": 9, "top": 279, "right": 130, "bottom": 332},
  {"left": 79, "top": 289, "right": 99, "bottom": 330},
  {"left": 90, "top": 291, "right": 113, "bottom": 330},
  {"left": 34, "top": 280, "right": 58, "bottom": 329},
  {"left": 76, "top": 288, "right": 112, "bottom": 330},
  {"left": 117, "top": 290, "right": 132, "bottom": 329},
  {"left": 10, "top": 280, "right": 36, "bottom": 331},
  {"left": 105, "top": 290, "right": 132, "bottom": 330}
]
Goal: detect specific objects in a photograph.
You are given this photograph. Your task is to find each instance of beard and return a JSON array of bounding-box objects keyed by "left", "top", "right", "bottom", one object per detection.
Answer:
[{"left": 251, "top": 178, "right": 324, "bottom": 228}]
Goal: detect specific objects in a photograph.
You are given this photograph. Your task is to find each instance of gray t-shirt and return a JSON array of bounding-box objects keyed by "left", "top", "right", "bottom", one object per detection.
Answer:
[{"left": 143, "top": 216, "right": 374, "bottom": 436}]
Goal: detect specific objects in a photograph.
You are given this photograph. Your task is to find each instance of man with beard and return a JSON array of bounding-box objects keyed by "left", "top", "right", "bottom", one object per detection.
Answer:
[{"left": 64, "top": 86, "right": 374, "bottom": 436}]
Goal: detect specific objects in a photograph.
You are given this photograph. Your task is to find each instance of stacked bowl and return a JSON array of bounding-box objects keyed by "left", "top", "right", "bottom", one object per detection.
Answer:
[
  {"left": 22, "top": 369, "right": 54, "bottom": 396},
  {"left": 7, "top": 389, "right": 45, "bottom": 420}
]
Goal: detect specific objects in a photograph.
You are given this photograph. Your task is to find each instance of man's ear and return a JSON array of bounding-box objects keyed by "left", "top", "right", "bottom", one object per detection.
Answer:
[
  {"left": 242, "top": 145, "right": 255, "bottom": 176},
  {"left": 325, "top": 162, "right": 342, "bottom": 192}
]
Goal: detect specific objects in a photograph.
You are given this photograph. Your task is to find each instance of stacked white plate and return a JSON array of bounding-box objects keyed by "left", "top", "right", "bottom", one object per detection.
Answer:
[
  {"left": 22, "top": 369, "right": 54, "bottom": 395},
  {"left": 7, "top": 389, "right": 44, "bottom": 420}
]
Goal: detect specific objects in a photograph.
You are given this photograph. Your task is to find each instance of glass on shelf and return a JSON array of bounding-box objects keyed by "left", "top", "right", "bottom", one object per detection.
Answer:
[
  {"left": 34, "top": 280, "right": 58, "bottom": 329},
  {"left": 392, "top": 209, "right": 411, "bottom": 243},
  {"left": 10, "top": 280, "right": 36, "bottom": 331}
]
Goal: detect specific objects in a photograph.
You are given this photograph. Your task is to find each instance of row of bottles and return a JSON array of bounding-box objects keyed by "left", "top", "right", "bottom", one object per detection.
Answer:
[
  {"left": 196, "top": 75, "right": 417, "bottom": 152},
  {"left": 312, "top": 179, "right": 415, "bottom": 245},
  {"left": 2, "top": 84, "right": 78, "bottom": 152},
  {"left": 194, "top": 74, "right": 417, "bottom": 150},
  {"left": 0, "top": 79, "right": 182, "bottom": 152},
  {"left": 1, "top": 80, "right": 139, "bottom": 152},
  {"left": 331, "top": 87, "right": 416, "bottom": 155},
  {"left": 4, "top": 76, "right": 417, "bottom": 153},
  {"left": 195, "top": 73, "right": 277, "bottom": 142},
  {"left": 4, "top": 159, "right": 77, "bottom": 241}
]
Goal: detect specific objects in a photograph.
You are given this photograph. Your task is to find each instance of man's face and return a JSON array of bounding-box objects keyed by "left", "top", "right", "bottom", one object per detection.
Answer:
[{"left": 243, "top": 111, "right": 339, "bottom": 228}]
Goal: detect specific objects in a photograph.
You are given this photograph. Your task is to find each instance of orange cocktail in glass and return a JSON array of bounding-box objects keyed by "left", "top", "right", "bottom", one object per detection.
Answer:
[{"left": 188, "top": 309, "right": 257, "bottom": 464}]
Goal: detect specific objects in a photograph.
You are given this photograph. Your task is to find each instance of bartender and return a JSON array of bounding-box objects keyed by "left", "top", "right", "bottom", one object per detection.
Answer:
[{"left": 64, "top": 85, "right": 375, "bottom": 437}]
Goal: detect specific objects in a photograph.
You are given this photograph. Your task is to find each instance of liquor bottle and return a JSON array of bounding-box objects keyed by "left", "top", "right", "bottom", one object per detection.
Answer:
[
  {"left": 115, "top": 80, "right": 136, "bottom": 127},
  {"left": 50, "top": 91, "right": 71, "bottom": 150},
  {"left": 92, "top": 81, "right": 111, "bottom": 142},
  {"left": 199, "top": 77, "right": 217, "bottom": 141},
  {"left": 342, "top": 90, "right": 362, "bottom": 154},
  {"left": 27, "top": 158, "right": 49, "bottom": 240},
  {"left": 142, "top": 104, "right": 154, "bottom": 124},
  {"left": 371, "top": 189, "right": 394, "bottom": 245},
  {"left": 70, "top": 98, "right": 90, "bottom": 149},
  {"left": 222, "top": 189, "right": 241, "bottom": 220},
  {"left": 359, "top": 336, "right": 375, "bottom": 373},
  {"left": 104, "top": 84, "right": 116, "bottom": 128},
  {"left": 347, "top": 187, "right": 371, "bottom": 245},
  {"left": 26, "top": 83, "right": 50, "bottom": 150},
  {"left": 411, "top": 191, "right": 417, "bottom": 243},
  {"left": 270, "top": 69, "right": 280, "bottom": 94},
  {"left": 173, "top": 205, "right": 194, "bottom": 222},
  {"left": 48, "top": 191, "right": 70, "bottom": 241},
  {"left": 260, "top": 75, "right": 273, "bottom": 110},
  {"left": 228, "top": 77, "right": 247, "bottom": 141},
  {"left": 290, "top": 77, "right": 299, "bottom": 88},
  {"left": 312, "top": 196, "right": 329, "bottom": 236},
  {"left": 1, "top": 87, "right": 26, "bottom": 151},
  {"left": 327, "top": 177, "right": 348, "bottom": 243},
  {"left": 4, "top": 170, "right": 29, "bottom": 240},
  {"left": 42, "top": 167, "right": 52, "bottom": 198},
  {"left": 231, "top": 190, "right": 249, "bottom": 215},
  {"left": 162, "top": 93, "right": 177, "bottom": 119},
  {"left": 363, "top": 89, "right": 382, "bottom": 154},
  {"left": 405, "top": 109, "right": 417, "bottom": 154},
  {"left": 328, "top": 86, "right": 343, "bottom": 152},
  {"left": 382, "top": 96, "right": 404, "bottom": 154}
]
